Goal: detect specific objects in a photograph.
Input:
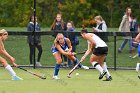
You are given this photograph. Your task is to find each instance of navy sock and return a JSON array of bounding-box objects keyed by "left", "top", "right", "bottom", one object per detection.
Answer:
[
  {"left": 74, "top": 59, "right": 82, "bottom": 68},
  {"left": 68, "top": 59, "right": 72, "bottom": 67},
  {"left": 54, "top": 64, "right": 60, "bottom": 76}
]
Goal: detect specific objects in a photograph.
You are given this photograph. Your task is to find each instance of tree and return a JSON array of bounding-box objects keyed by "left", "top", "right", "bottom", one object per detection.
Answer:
[{"left": 0, "top": 0, "right": 140, "bottom": 27}]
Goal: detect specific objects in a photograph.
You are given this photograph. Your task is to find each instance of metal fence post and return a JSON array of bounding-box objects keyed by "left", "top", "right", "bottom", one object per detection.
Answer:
[
  {"left": 33, "top": 0, "right": 36, "bottom": 69},
  {"left": 113, "top": 32, "right": 117, "bottom": 70}
]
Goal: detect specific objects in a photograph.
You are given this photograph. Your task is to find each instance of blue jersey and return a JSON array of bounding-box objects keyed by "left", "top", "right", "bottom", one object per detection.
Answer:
[
  {"left": 51, "top": 38, "right": 69, "bottom": 54},
  {"left": 138, "top": 43, "right": 140, "bottom": 57}
]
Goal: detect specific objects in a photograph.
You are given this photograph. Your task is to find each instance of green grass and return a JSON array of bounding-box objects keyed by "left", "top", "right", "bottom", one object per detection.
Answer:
[
  {"left": 0, "top": 68, "right": 140, "bottom": 93},
  {"left": 0, "top": 27, "right": 139, "bottom": 67},
  {"left": 0, "top": 27, "right": 138, "bottom": 68},
  {"left": 0, "top": 27, "right": 50, "bottom": 32},
  {"left": 3, "top": 35, "right": 139, "bottom": 68},
  {"left": 0, "top": 27, "right": 139, "bottom": 93},
  {"left": 0, "top": 27, "right": 118, "bottom": 32}
]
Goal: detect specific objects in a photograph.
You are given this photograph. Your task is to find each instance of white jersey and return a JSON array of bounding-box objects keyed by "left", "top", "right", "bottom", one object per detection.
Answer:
[{"left": 87, "top": 34, "right": 107, "bottom": 48}]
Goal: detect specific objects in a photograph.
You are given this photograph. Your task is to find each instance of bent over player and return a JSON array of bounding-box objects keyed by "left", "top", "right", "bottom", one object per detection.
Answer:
[
  {"left": 0, "top": 29, "right": 23, "bottom": 80},
  {"left": 80, "top": 29, "right": 112, "bottom": 81},
  {"left": 51, "top": 33, "right": 89, "bottom": 80}
]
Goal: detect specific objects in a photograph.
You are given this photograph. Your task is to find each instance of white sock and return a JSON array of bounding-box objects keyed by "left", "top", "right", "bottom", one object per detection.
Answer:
[
  {"left": 5, "top": 65, "right": 16, "bottom": 76},
  {"left": 137, "top": 63, "right": 140, "bottom": 67},
  {"left": 102, "top": 62, "right": 111, "bottom": 78},
  {"left": 92, "top": 62, "right": 103, "bottom": 73}
]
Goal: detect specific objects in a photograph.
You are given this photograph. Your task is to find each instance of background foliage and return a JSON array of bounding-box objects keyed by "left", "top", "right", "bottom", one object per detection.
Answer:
[{"left": 0, "top": 0, "right": 140, "bottom": 28}]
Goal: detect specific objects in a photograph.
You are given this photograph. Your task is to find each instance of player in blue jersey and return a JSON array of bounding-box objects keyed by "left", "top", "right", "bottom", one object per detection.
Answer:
[{"left": 51, "top": 33, "right": 89, "bottom": 79}]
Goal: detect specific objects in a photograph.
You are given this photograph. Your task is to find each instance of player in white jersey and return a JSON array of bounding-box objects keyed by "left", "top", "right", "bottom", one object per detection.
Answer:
[{"left": 80, "top": 28, "right": 112, "bottom": 81}]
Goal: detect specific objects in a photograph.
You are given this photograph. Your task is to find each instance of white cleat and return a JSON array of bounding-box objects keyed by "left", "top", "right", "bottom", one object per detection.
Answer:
[
  {"left": 136, "top": 63, "right": 140, "bottom": 72},
  {"left": 82, "top": 66, "right": 89, "bottom": 70},
  {"left": 53, "top": 76, "right": 60, "bottom": 80},
  {"left": 36, "top": 62, "right": 42, "bottom": 66}
]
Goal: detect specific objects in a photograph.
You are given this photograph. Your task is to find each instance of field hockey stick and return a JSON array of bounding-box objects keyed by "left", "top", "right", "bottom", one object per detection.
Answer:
[
  {"left": 18, "top": 67, "right": 46, "bottom": 79},
  {"left": 132, "top": 53, "right": 138, "bottom": 59},
  {"left": 67, "top": 60, "right": 83, "bottom": 78}
]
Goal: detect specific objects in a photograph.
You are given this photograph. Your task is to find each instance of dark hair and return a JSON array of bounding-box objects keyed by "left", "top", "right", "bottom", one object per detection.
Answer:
[
  {"left": 81, "top": 29, "right": 88, "bottom": 34},
  {"left": 125, "top": 7, "right": 132, "bottom": 16},
  {"left": 81, "top": 25, "right": 88, "bottom": 34},
  {"left": 126, "top": 7, "right": 131, "bottom": 12},
  {"left": 66, "top": 21, "right": 75, "bottom": 28},
  {"left": 29, "top": 15, "right": 37, "bottom": 21}
]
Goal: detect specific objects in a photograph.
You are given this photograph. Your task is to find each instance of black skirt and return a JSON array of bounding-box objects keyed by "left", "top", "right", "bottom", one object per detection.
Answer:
[{"left": 93, "top": 47, "right": 108, "bottom": 56}]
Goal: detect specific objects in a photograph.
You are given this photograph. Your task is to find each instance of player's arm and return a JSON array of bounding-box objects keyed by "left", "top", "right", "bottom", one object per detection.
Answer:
[
  {"left": 81, "top": 42, "right": 92, "bottom": 61},
  {"left": 66, "top": 38, "right": 72, "bottom": 52},
  {"left": 0, "top": 40, "right": 16, "bottom": 64},
  {"left": 55, "top": 43, "right": 75, "bottom": 56}
]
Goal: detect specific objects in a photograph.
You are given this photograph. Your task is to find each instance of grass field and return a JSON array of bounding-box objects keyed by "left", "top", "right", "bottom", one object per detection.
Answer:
[
  {"left": 0, "top": 68, "right": 140, "bottom": 93},
  {"left": 0, "top": 27, "right": 140, "bottom": 93},
  {"left": 0, "top": 27, "right": 119, "bottom": 32},
  {"left": 0, "top": 27, "right": 139, "bottom": 67},
  {"left": 2, "top": 34, "right": 139, "bottom": 68}
]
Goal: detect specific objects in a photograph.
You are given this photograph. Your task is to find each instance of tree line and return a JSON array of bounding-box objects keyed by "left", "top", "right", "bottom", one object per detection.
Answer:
[{"left": 0, "top": 0, "right": 140, "bottom": 28}]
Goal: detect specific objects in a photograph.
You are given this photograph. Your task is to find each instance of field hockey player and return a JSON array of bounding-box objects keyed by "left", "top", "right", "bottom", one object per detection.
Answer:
[{"left": 51, "top": 33, "right": 89, "bottom": 80}]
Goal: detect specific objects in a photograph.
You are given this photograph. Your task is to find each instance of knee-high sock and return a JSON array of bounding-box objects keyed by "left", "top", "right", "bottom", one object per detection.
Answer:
[
  {"left": 73, "top": 58, "right": 82, "bottom": 68},
  {"left": 92, "top": 62, "right": 103, "bottom": 73},
  {"left": 5, "top": 65, "right": 16, "bottom": 76},
  {"left": 68, "top": 59, "right": 72, "bottom": 66},
  {"left": 54, "top": 64, "right": 60, "bottom": 76},
  {"left": 102, "top": 62, "right": 111, "bottom": 78}
]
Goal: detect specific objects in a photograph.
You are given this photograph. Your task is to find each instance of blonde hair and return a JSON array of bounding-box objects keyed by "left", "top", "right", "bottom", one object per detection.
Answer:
[
  {"left": 56, "top": 33, "right": 64, "bottom": 39},
  {"left": 0, "top": 29, "right": 7, "bottom": 34},
  {"left": 54, "top": 33, "right": 64, "bottom": 42},
  {"left": 95, "top": 15, "right": 104, "bottom": 21}
]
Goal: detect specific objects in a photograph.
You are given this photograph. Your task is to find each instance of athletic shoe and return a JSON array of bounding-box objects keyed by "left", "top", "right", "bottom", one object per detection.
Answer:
[
  {"left": 29, "top": 64, "right": 33, "bottom": 66},
  {"left": 81, "top": 66, "right": 89, "bottom": 70},
  {"left": 53, "top": 76, "right": 60, "bottom": 80},
  {"left": 138, "top": 75, "right": 140, "bottom": 79},
  {"left": 136, "top": 63, "right": 140, "bottom": 72},
  {"left": 103, "top": 76, "right": 113, "bottom": 81},
  {"left": 12, "top": 76, "right": 23, "bottom": 80},
  {"left": 36, "top": 62, "right": 42, "bottom": 66},
  {"left": 99, "top": 70, "right": 107, "bottom": 80}
]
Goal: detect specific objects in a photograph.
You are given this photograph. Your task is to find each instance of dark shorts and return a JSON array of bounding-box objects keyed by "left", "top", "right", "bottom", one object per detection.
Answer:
[{"left": 93, "top": 47, "right": 108, "bottom": 56}]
